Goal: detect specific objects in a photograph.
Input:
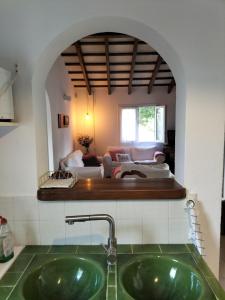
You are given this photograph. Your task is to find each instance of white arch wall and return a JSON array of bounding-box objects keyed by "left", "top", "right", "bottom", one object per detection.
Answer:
[{"left": 0, "top": 0, "right": 224, "bottom": 276}]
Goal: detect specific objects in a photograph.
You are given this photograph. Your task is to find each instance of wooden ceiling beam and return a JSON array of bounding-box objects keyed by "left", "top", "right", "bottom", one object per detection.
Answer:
[
  {"left": 77, "top": 41, "right": 146, "bottom": 46},
  {"left": 131, "top": 76, "right": 172, "bottom": 81},
  {"left": 168, "top": 78, "right": 176, "bottom": 93},
  {"left": 66, "top": 61, "right": 166, "bottom": 67},
  {"left": 62, "top": 51, "right": 157, "bottom": 57},
  {"left": 128, "top": 39, "right": 138, "bottom": 94},
  {"left": 105, "top": 38, "right": 111, "bottom": 95},
  {"left": 68, "top": 69, "right": 171, "bottom": 75},
  {"left": 71, "top": 76, "right": 173, "bottom": 82},
  {"left": 148, "top": 55, "right": 163, "bottom": 94},
  {"left": 74, "top": 42, "right": 91, "bottom": 95},
  {"left": 74, "top": 83, "right": 170, "bottom": 88}
]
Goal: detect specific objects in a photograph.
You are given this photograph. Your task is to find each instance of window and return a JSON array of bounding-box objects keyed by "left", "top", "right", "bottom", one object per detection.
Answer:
[{"left": 120, "top": 105, "right": 165, "bottom": 143}]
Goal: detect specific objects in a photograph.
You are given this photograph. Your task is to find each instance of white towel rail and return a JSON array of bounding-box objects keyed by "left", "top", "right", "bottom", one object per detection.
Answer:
[{"left": 186, "top": 198, "right": 205, "bottom": 256}]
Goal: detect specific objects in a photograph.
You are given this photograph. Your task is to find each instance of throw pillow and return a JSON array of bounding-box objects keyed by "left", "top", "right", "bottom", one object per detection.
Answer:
[
  {"left": 112, "top": 166, "right": 122, "bottom": 177},
  {"left": 154, "top": 151, "right": 165, "bottom": 163},
  {"left": 131, "top": 147, "right": 157, "bottom": 161},
  {"left": 109, "top": 149, "right": 125, "bottom": 161},
  {"left": 116, "top": 153, "right": 131, "bottom": 162},
  {"left": 82, "top": 154, "right": 101, "bottom": 166}
]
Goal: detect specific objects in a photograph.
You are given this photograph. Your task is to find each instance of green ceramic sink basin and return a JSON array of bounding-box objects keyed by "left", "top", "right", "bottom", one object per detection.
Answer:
[
  {"left": 119, "top": 255, "right": 204, "bottom": 300},
  {"left": 22, "top": 256, "right": 105, "bottom": 300}
]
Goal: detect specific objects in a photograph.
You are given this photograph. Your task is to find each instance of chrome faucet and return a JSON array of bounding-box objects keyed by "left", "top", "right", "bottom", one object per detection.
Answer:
[{"left": 65, "top": 214, "right": 117, "bottom": 265}]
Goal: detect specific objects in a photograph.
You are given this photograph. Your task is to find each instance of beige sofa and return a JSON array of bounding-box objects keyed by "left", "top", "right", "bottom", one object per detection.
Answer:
[
  {"left": 60, "top": 150, "right": 103, "bottom": 179},
  {"left": 103, "top": 145, "right": 165, "bottom": 178}
]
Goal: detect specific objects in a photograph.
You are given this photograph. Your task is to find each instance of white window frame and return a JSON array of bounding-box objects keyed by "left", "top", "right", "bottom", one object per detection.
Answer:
[{"left": 119, "top": 104, "right": 166, "bottom": 144}]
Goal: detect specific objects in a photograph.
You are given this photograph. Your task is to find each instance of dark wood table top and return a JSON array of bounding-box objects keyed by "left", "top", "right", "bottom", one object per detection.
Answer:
[{"left": 37, "top": 178, "right": 186, "bottom": 201}]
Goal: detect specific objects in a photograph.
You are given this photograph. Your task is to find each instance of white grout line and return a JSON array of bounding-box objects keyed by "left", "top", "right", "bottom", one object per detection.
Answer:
[
  {"left": 115, "top": 262, "right": 118, "bottom": 300},
  {"left": 158, "top": 244, "right": 162, "bottom": 253},
  {"left": 6, "top": 254, "right": 35, "bottom": 300},
  {"left": 130, "top": 244, "right": 133, "bottom": 254},
  {"left": 46, "top": 246, "right": 52, "bottom": 253},
  {"left": 106, "top": 265, "right": 110, "bottom": 300},
  {"left": 185, "top": 244, "right": 191, "bottom": 252},
  {"left": 106, "top": 264, "right": 117, "bottom": 300}
]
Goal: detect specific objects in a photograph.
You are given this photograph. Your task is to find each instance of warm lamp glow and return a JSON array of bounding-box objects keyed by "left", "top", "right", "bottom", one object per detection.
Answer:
[{"left": 85, "top": 113, "right": 91, "bottom": 121}]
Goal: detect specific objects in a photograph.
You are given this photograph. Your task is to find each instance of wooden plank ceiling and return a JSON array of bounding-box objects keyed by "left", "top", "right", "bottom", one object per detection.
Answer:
[{"left": 61, "top": 32, "right": 176, "bottom": 95}]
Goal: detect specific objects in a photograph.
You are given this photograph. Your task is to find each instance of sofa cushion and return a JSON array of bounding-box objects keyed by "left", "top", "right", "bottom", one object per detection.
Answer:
[
  {"left": 109, "top": 149, "right": 125, "bottom": 161},
  {"left": 116, "top": 153, "right": 131, "bottom": 163},
  {"left": 67, "top": 150, "right": 84, "bottom": 167},
  {"left": 131, "top": 147, "right": 157, "bottom": 161}
]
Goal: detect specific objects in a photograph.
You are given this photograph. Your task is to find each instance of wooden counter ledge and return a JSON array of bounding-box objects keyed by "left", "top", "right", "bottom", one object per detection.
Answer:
[{"left": 37, "top": 178, "right": 186, "bottom": 201}]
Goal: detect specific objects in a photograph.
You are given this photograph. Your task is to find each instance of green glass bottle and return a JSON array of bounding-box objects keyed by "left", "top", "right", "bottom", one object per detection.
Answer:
[{"left": 0, "top": 216, "right": 14, "bottom": 263}]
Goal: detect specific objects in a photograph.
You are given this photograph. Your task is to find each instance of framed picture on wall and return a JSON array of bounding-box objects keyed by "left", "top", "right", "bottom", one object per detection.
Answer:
[
  {"left": 58, "top": 114, "right": 63, "bottom": 128},
  {"left": 63, "top": 115, "right": 69, "bottom": 127}
]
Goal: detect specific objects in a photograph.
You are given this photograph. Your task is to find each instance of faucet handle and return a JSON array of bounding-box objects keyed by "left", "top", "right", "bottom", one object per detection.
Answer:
[
  {"left": 101, "top": 243, "right": 117, "bottom": 265},
  {"left": 107, "top": 247, "right": 117, "bottom": 265}
]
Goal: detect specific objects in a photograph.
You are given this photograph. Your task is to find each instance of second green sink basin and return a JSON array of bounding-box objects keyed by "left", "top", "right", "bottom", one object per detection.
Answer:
[
  {"left": 22, "top": 256, "right": 105, "bottom": 300},
  {"left": 119, "top": 255, "right": 204, "bottom": 300}
]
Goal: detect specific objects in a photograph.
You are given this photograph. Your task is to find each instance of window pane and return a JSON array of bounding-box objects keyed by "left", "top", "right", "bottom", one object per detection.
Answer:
[
  {"left": 121, "top": 108, "right": 136, "bottom": 142},
  {"left": 156, "top": 106, "right": 165, "bottom": 142},
  {"left": 120, "top": 106, "right": 165, "bottom": 143},
  {"left": 137, "top": 106, "right": 155, "bottom": 142}
]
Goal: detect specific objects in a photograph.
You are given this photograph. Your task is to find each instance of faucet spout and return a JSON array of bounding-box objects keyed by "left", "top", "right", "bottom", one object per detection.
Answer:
[{"left": 65, "top": 214, "right": 117, "bottom": 265}]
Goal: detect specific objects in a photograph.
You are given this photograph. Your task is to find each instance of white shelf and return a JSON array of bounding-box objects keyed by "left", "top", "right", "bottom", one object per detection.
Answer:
[{"left": 0, "top": 122, "right": 18, "bottom": 127}]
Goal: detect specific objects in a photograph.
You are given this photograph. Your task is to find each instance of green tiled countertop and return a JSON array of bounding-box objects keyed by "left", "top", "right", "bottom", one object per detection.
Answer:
[{"left": 0, "top": 244, "right": 224, "bottom": 300}]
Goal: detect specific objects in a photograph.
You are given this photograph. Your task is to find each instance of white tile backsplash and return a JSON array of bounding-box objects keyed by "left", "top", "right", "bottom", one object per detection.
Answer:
[
  {"left": 0, "top": 196, "right": 189, "bottom": 246},
  {"left": 169, "top": 200, "right": 186, "bottom": 219},
  {"left": 65, "top": 201, "right": 91, "bottom": 216},
  {"left": 90, "top": 201, "right": 116, "bottom": 217},
  {"left": 116, "top": 201, "right": 142, "bottom": 219},
  {"left": 169, "top": 217, "right": 189, "bottom": 243},
  {"left": 141, "top": 200, "right": 169, "bottom": 219},
  {"left": 65, "top": 222, "right": 91, "bottom": 245},
  {"left": 13, "top": 221, "right": 40, "bottom": 245},
  {"left": 39, "top": 201, "right": 65, "bottom": 221},
  {"left": 40, "top": 220, "right": 65, "bottom": 245},
  {"left": 117, "top": 218, "right": 142, "bottom": 244},
  {"left": 13, "top": 196, "right": 38, "bottom": 221},
  {"left": 0, "top": 197, "right": 14, "bottom": 220},
  {"left": 142, "top": 218, "right": 169, "bottom": 244},
  {"left": 90, "top": 220, "right": 109, "bottom": 245}
]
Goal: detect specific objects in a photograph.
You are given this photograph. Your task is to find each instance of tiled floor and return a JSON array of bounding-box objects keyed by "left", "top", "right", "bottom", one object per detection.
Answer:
[{"left": 220, "top": 235, "right": 225, "bottom": 290}]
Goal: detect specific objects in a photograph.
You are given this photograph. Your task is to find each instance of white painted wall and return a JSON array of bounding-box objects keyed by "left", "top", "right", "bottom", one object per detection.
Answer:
[
  {"left": 46, "top": 57, "right": 76, "bottom": 169},
  {"left": 74, "top": 87, "right": 176, "bottom": 155},
  {"left": 0, "top": 0, "right": 224, "bottom": 276},
  {"left": 0, "top": 59, "right": 37, "bottom": 196}
]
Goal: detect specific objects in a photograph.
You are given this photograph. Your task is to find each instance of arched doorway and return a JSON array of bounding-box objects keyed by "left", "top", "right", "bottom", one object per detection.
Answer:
[{"left": 32, "top": 16, "right": 186, "bottom": 182}]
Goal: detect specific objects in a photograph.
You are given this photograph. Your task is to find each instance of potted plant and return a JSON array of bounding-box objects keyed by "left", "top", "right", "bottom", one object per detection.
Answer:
[{"left": 77, "top": 135, "right": 93, "bottom": 154}]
